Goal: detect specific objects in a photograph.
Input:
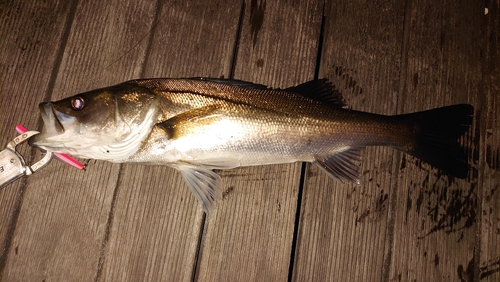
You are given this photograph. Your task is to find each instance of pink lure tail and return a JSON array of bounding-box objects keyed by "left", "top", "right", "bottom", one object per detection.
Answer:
[{"left": 16, "top": 124, "right": 85, "bottom": 170}]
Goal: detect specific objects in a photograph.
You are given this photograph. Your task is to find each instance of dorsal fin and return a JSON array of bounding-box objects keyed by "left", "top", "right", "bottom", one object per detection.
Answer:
[
  {"left": 188, "top": 77, "right": 269, "bottom": 89},
  {"left": 188, "top": 78, "right": 346, "bottom": 107},
  {"left": 286, "top": 79, "right": 346, "bottom": 107}
]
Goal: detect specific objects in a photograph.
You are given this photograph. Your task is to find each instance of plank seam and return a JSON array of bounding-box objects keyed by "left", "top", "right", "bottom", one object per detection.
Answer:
[
  {"left": 191, "top": 213, "right": 207, "bottom": 282},
  {"left": 288, "top": 2, "right": 326, "bottom": 280},
  {"left": 93, "top": 166, "right": 124, "bottom": 282},
  {"left": 192, "top": 1, "right": 245, "bottom": 280},
  {"left": 287, "top": 163, "right": 307, "bottom": 282},
  {"left": 94, "top": 0, "right": 165, "bottom": 280},
  {"left": 229, "top": 0, "right": 246, "bottom": 79},
  {"left": 140, "top": 0, "right": 165, "bottom": 77},
  {"left": 0, "top": 0, "right": 80, "bottom": 277},
  {"left": 380, "top": 0, "right": 411, "bottom": 280}
]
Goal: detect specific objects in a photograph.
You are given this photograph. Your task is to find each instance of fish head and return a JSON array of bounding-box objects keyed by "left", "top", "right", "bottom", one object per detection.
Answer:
[{"left": 30, "top": 83, "right": 160, "bottom": 161}]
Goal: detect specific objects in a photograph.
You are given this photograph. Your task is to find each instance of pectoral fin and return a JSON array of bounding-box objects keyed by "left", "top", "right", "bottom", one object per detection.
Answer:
[
  {"left": 175, "top": 164, "right": 223, "bottom": 213},
  {"left": 313, "top": 148, "right": 363, "bottom": 184}
]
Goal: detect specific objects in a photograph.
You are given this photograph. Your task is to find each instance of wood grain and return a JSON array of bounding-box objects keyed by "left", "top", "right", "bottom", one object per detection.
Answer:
[
  {"left": 481, "top": 1, "right": 500, "bottom": 281},
  {"left": 292, "top": 0, "right": 405, "bottom": 280},
  {"left": 99, "top": 1, "right": 243, "bottom": 280},
  {"left": 0, "top": 0, "right": 78, "bottom": 274},
  {"left": 195, "top": 0, "right": 323, "bottom": 280},
  {"left": 2, "top": 0, "right": 156, "bottom": 280},
  {"left": 388, "top": 0, "right": 483, "bottom": 280},
  {"left": 0, "top": 0, "right": 497, "bottom": 281}
]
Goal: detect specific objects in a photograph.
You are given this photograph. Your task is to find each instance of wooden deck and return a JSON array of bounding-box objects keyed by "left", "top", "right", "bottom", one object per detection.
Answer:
[{"left": 1, "top": 0, "right": 499, "bottom": 281}]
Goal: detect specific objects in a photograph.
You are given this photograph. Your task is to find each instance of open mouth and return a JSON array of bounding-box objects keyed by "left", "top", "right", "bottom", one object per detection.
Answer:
[{"left": 29, "top": 103, "right": 71, "bottom": 146}]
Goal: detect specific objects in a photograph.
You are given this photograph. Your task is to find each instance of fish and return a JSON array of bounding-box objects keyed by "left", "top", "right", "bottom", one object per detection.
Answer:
[{"left": 29, "top": 78, "right": 474, "bottom": 212}]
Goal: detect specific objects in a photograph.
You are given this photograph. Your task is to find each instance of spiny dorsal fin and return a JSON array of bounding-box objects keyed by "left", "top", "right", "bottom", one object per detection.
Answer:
[
  {"left": 286, "top": 79, "right": 346, "bottom": 107},
  {"left": 313, "top": 148, "right": 363, "bottom": 184}
]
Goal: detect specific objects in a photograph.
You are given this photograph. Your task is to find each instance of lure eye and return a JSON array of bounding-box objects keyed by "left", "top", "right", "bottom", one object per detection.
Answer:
[{"left": 71, "top": 96, "right": 85, "bottom": 110}]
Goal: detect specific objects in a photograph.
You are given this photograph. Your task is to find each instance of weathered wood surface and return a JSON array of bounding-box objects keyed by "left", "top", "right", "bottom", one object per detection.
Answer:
[
  {"left": 293, "top": 0, "right": 404, "bottom": 280},
  {"left": 0, "top": 0, "right": 498, "bottom": 281}
]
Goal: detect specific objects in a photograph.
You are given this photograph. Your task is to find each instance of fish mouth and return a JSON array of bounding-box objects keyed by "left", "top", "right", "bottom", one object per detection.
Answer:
[{"left": 29, "top": 103, "right": 73, "bottom": 147}]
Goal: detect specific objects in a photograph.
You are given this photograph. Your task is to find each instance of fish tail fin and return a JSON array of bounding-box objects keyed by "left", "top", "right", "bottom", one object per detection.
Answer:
[{"left": 396, "top": 104, "right": 474, "bottom": 178}]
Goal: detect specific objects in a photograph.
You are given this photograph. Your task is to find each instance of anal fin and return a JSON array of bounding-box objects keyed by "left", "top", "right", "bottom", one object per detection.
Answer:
[{"left": 313, "top": 148, "right": 363, "bottom": 184}]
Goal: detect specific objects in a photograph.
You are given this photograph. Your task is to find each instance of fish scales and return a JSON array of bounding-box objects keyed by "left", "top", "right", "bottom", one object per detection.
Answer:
[{"left": 30, "top": 78, "right": 473, "bottom": 212}]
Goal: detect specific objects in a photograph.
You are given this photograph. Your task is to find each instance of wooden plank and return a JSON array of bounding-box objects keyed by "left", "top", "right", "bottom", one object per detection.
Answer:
[
  {"left": 388, "top": 0, "right": 484, "bottom": 280},
  {"left": 195, "top": 0, "right": 323, "bottom": 280},
  {"left": 98, "top": 1, "right": 243, "bottom": 280},
  {"left": 481, "top": 1, "right": 500, "bottom": 281},
  {"left": 0, "top": 0, "right": 77, "bottom": 274},
  {"left": 0, "top": 1, "right": 495, "bottom": 281},
  {"left": 292, "top": 0, "right": 405, "bottom": 280},
  {"left": 1, "top": 0, "right": 158, "bottom": 280}
]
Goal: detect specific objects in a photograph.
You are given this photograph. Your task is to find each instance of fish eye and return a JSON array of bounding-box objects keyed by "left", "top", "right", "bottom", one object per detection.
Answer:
[{"left": 71, "top": 96, "right": 85, "bottom": 110}]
